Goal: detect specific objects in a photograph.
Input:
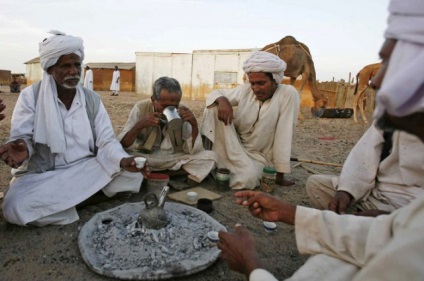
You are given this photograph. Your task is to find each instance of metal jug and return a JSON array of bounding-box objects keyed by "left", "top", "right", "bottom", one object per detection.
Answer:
[{"left": 138, "top": 186, "right": 169, "bottom": 230}]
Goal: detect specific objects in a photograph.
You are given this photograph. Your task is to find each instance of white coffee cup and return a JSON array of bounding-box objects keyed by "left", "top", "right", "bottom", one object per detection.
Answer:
[
  {"left": 207, "top": 231, "right": 219, "bottom": 246},
  {"left": 134, "top": 157, "right": 147, "bottom": 169},
  {"left": 187, "top": 191, "right": 198, "bottom": 202},
  {"left": 263, "top": 221, "right": 277, "bottom": 232}
]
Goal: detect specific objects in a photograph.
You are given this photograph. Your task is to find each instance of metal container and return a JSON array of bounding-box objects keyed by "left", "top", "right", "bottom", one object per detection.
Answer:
[{"left": 138, "top": 187, "right": 169, "bottom": 230}]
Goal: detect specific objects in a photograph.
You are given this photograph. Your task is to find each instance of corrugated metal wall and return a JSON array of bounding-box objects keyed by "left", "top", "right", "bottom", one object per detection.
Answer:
[{"left": 135, "top": 49, "right": 253, "bottom": 100}]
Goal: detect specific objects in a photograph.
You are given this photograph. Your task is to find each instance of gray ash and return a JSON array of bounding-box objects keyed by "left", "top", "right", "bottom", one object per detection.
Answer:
[{"left": 90, "top": 209, "right": 216, "bottom": 271}]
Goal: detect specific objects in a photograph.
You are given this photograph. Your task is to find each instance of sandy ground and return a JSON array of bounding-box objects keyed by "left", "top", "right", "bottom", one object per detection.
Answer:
[{"left": 0, "top": 85, "right": 372, "bottom": 281}]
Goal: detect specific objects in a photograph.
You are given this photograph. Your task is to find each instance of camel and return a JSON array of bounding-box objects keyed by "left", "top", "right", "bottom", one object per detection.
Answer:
[
  {"left": 261, "top": 36, "right": 328, "bottom": 109},
  {"left": 352, "top": 62, "right": 382, "bottom": 123}
]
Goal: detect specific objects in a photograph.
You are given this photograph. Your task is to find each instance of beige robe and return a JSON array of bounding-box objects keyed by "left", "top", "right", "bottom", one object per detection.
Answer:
[
  {"left": 307, "top": 122, "right": 424, "bottom": 211},
  {"left": 200, "top": 84, "right": 299, "bottom": 189},
  {"left": 250, "top": 192, "right": 424, "bottom": 280},
  {"left": 118, "top": 100, "right": 216, "bottom": 183}
]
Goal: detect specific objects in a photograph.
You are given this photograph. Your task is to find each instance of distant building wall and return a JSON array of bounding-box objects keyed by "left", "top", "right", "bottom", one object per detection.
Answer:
[
  {"left": 136, "top": 52, "right": 192, "bottom": 98},
  {"left": 0, "top": 70, "right": 12, "bottom": 85},
  {"left": 86, "top": 68, "right": 135, "bottom": 91},
  {"left": 135, "top": 49, "right": 253, "bottom": 100}
]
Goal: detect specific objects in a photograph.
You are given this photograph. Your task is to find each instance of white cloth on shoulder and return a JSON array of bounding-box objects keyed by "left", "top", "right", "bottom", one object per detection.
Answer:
[
  {"left": 374, "top": 0, "right": 424, "bottom": 119},
  {"left": 34, "top": 31, "right": 85, "bottom": 154},
  {"left": 242, "top": 51, "right": 286, "bottom": 83}
]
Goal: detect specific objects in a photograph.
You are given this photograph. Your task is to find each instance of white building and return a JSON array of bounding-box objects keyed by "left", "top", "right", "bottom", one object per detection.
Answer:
[{"left": 135, "top": 49, "right": 254, "bottom": 100}]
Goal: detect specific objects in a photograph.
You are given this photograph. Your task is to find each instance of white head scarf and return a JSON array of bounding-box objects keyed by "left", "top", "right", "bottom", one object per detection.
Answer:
[
  {"left": 374, "top": 0, "right": 424, "bottom": 119},
  {"left": 33, "top": 31, "right": 85, "bottom": 154},
  {"left": 242, "top": 51, "right": 287, "bottom": 84}
]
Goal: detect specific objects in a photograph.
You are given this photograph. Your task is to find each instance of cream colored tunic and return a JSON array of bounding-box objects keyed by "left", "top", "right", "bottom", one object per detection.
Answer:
[
  {"left": 118, "top": 100, "right": 216, "bottom": 182},
  {"left": 200, "top": 83, "right": 299, "bottom": 189},
  {"left": 250, "top": 193, "right": 424, "bottom": 280},
  {"left": 307, "top": 122, "right": 424, "bottom": 212}
]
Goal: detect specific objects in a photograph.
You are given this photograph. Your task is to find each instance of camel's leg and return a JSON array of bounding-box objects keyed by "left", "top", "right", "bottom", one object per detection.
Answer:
[
  {"left": 352, "top": 87, "right": 367, "bottom": 123},
  {"left": 352, "top": 88, "right": 362, "bottom": 123},
  {"left": 358, "top": 89, "right": 368, "bottom": 123}
]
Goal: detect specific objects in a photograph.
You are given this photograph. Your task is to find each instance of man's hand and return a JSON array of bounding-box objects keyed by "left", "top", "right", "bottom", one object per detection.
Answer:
[
  {"left": 137, "top": 112, "right": 161, "bottom": 129},
  {"left": 218, "top": 224, "right": 261, "bottom": 277},
  {"left": 178, "top": 105, "right": 197, "bottom": 128},
  {"left": 120, "top": 156, "right": 150, "bottom": 175},
  {"left": 328, "top": 191, "right": 353, "bottom": 214},
  {"left": 234, "top": 191, "right": 296, "bottom": 225},
  {"left": 0, "top": 139, "right": 28, "bottom": 168},
  {"left": 216, "top": 97, "right": 234, "bottom": 125}
]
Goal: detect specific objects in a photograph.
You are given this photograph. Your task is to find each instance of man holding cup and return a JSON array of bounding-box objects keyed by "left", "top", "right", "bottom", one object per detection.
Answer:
[{"left": 118, "top": 76, "right": 216, "bottom": 185}]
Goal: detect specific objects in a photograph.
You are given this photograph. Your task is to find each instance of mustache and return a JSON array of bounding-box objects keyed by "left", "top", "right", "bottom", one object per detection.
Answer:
[{"left": 64, "top": 75, "right": 80, "bottom": 81}]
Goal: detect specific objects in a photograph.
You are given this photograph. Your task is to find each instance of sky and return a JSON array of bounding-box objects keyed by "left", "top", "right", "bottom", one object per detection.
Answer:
[{"left": 0, "top": 0, "right": 390, "bottom": 82}]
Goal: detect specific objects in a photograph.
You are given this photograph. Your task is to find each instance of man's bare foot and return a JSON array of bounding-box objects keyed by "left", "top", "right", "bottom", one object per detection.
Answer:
[{"left": 282, "top": 178, "right": 295, "bottom": 186}]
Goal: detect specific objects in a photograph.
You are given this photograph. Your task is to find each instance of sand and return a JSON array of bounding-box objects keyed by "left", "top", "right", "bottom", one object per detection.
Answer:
[{"left": 0, "top": 86, "right": 372, "bottom": 280}]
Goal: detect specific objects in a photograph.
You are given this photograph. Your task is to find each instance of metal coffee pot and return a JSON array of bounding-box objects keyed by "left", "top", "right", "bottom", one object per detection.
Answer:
[{"left": 138, "top": 186, "right": 169, "bottom": 230}]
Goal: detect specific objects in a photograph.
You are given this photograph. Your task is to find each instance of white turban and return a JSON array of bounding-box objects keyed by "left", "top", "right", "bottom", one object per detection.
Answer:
[
  {"left": 34, "top": 31, "right": 85, "bottom": 154},
  {"left": 39, "top": 30, "right": 84, "bottom": 71},
  {"left": 243, "top": 51, "right": 287, "bottom": 83},
  {"left": 374, "top": 0, "right": 424, "bottom": 119}
]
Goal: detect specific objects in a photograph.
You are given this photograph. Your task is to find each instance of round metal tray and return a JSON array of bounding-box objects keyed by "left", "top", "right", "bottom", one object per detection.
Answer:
[{"left": 78, "top": 202, "right": 226, "bottom": 280}]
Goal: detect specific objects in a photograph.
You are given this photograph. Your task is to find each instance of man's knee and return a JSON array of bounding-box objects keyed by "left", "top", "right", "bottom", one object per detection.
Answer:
[
  {"left": 305, "top": 175, "right": 324, "bottom": 196},
  {"left": 305, "top": 174, "right": 337, "bottom": 209},
  {"left": 2, "top": 192, "right": 25, "bottom": 225}
]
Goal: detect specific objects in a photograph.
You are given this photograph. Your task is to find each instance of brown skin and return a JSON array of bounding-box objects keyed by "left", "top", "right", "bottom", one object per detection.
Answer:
[
  {"left": 0, "top": 98, "right": 5, "bottom": 121},
  {"left": 218, "top": 191, "right": 296, "bottom": 277},
  {"left": 120, "top": 89, "right": 199, "bottom": 148},
  {"left": 0, "top": 54, "right": 139, "bottom": 172},
  {"left": 0, "top": 139, "right": 28, "bottom": 168}
]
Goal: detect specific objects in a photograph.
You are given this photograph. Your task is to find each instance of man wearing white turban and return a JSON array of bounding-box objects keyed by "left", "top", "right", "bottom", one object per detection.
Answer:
[
  {"left": 200, "top": 51, "right": 300, "bottom": 189},
  {"left": 0, "top": 31, "right": 144, "bottom": 226},
  {"left": 217, "top": 0, "right": 424, "bottom": 280}
]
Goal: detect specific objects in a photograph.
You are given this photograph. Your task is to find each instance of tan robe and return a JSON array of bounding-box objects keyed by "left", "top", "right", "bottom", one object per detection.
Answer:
[
  {"left": 118, "top": 100, "right": 216, "bottom": 183},
  {"left": 200, "top": 84, "right": 299, "bottom": 189},
  {"left": 250, "top": 192, "right": 424, "bottom": 280},
  {"left": 307, "top": 122, "right": 424, "bottom": 212}
]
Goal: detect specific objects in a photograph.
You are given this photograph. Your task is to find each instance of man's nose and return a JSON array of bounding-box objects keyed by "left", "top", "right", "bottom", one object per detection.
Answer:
[{"left": 69, "top": 65, "right": 79, "bottom": 75}]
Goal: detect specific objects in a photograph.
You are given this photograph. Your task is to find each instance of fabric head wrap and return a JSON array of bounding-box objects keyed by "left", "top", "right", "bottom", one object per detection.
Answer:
[
  {"left": 39, "top": 30, "right": 84, "bottom": 71},
  {"left": 242, "top": 51, "right": 287, "bottom": 84},
  {"left": 33, "top": 31, "right": 85, "bottom": 154},
  {"left": 374, "top": 0, "right": 424, "bottom": 119}
]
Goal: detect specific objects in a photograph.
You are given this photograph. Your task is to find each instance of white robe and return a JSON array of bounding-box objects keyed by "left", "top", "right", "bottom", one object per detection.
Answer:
[
  {"left": 110, "top": 70, "right": 120, "bottom": 91},
  {"left": 83, "top": 69, "right": 93, "bottom": 90},
  {"left": 118, "top": 100, "right": 217, "bottom": 183},
  {"left": 200, "top": 83, "right": 299, "bottom": 189},
  {"left": 250, "top": 192, "right": 424, "bottom": 280},
  {"left": 2, "top": 85, "right": 142, "bottom": 226}
]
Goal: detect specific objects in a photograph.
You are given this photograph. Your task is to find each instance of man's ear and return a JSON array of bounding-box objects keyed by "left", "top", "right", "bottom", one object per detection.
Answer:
[{"left": 47, "top": 66, "right": 54, "bottom": 75}]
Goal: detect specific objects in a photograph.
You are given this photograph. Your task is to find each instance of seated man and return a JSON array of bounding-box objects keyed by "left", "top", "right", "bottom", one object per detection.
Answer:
[
  {"left": 1, "top": 31, "right": 143, "bottom": 227},
  {"left": 200, "top": 51, "right": 300, "bottom": 189},
  {"left": 307, "top": 121, "right": 424, "bottom": 216},
  {"left": 217, "top": 1, "right": 424, "bottom": 279},
  {"left": 9, "top": 77, "right": 20, "bottom": 93},
  {"left": 118, "top": 76, "right": 216, "bottom": 185}
]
